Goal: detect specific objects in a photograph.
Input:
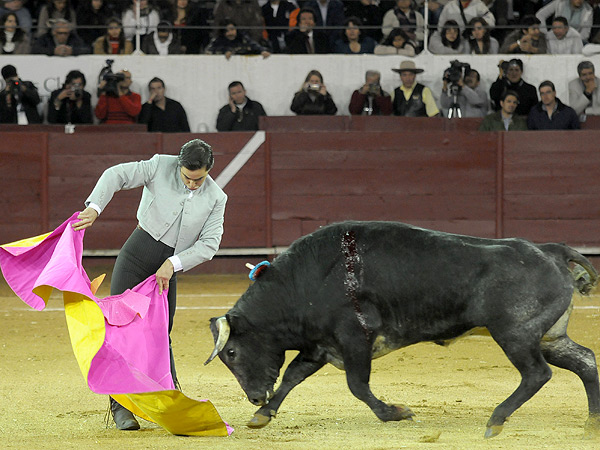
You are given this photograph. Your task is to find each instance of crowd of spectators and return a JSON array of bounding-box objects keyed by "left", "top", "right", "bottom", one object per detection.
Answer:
[
  {"left": 2, "top": 0, "right": 600, "bottom": 56},
  {"left": 2, "top": 1, "right": 600, "bottom": 132}
]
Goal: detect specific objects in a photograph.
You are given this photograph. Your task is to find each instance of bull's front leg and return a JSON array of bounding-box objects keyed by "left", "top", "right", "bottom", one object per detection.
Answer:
[
  {"left": 247, "top": 353, "right": 325, "bottom": 428},
  {"left": 342, "top": 336, "right": 414, "bottom": 422}
]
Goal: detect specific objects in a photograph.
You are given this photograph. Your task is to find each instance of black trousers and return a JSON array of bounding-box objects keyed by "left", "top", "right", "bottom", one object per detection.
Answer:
[{"left": 110, "top": 227, "right": 178, "bottom": 380}]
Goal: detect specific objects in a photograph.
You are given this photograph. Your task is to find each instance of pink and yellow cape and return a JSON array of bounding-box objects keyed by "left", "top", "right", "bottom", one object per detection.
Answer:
[{"left": 0, "top": 213, "right": 232, "bottom": 436}]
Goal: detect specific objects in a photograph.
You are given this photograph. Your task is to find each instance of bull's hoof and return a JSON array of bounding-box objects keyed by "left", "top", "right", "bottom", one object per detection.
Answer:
[
  {"left": 583, "top": 414, "right": 600, "bottom": 439},
  {"left": 246, "top": 411, "right": 275, "bottom": 428},
  {"left": 484, "top": 424, "right": 504, "bottom": 439},
  {"left": 391, "top": 404, "right": 415, "bottom": 421}
]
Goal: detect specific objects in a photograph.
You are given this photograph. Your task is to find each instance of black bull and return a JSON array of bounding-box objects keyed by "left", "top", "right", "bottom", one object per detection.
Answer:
[{"left": 206, "top": 221, "right": 600, "bottom": 438}]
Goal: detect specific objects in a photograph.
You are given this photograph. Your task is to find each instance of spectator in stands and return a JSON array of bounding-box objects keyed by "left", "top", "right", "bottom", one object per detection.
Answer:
[
  {"left": 0, "top": 12, "right": 31, "bottom": 54},
  {"left": 465, "top": 16, "right": 498, "bottom": 54},
  {"left": 76, "top": 0, "right": 112, "bottom": 46},
  {"left": 95, "top": 69, "right": 142, "bottom": 123},
  {"left": 485, "top": 0, "right": 515, "bottom": 43},
  {"left": 414, "top": 0, "right": 448, "bottom": 28},
  {"left": 527, "top": 80, "right": 580, "bottom": 130},
  {"left": 205, "top": 19, "right": 271, "bottom": 58},
  {"left": 382, "top": 0, "right": 424, "bottom": 49},
  {"left": 440, "top": 67, "right": 488, "bottom": 118},
  {"left": 216, "top": 80, "right": 266, "bottom": 131},
  {"left": 262, "top": 0, "right": 298, "bottom": 53},
  {"left": 536, "top": 0, "right": 592, "bottom": 43},
  {"left": 93, "top": 17, "right": 133, "bottom": 54},
  {"left": 213, "top": 0, "right": 264, "bottom": 43},
  {"left": 168, "top": 0, "right": 209, "bottom": 54},
  {"left": 348, "top": 70, "right": 392, "bottom": 116},
  {"left": 569, "top": 60, "right": 600, "bottom": 116},
  {"left": 47, "top": 69, "right": 93, "bottom": 124},
  {"left": 343, "top": 0, "right": 383, "bottom": 42},
  {"left": 437, "top": 0, "right": 495, "bottom": 33},
  {"left": 0, "top": 64, "right": 42, "bottom": 124},
  {"left": 285, "top": 7, "right": 330, "bottom": 53},
  {"left": 546, "top": 16, "right": 583, "bottom": 53},
  {"left": 304, "top": 0, "right": 346, "bottom": 44},
  {"left": 478, "top": 90, "right": 527, "bottom": 131},
  {"left": 428, "top": 19, "right": 468, "bottom": 54},
  {"left": 122, "top": 0, "right": 159, "bottom": 42},
  {"left": 333, "top": 16, "right": 376, "bottom": 53},
  {"left": 489, "top": 58, "right": 538, "bottom": 116},
  {"left": 141, "top": 20, "right": 185, "bottom": 54},
  {"left": 500, "top": 15, "right": 547, "bottom": 54},
  {"left": 291, "top": 69, "right": 338, "bottom": 115},
  {"left": 391, "top": 60, "right": 440, "bottom": 117},
  {"left": 374, "top": 27, "right": 416, "bottom": 55},
  {"left": 139, "top": 77, "right": 190, "bottom": 132},
  {"left": 0, "top": 0, "right": 32, "bottom": 37},
  {"left": 32, "top": 18, "right": 90, "bottom": 55},
  {"left": 36, "top": 0, "right": 77, "bottom": 38}
]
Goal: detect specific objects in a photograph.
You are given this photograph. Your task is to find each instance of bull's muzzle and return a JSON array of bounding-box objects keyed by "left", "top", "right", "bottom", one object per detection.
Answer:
[{"left": 204, "top": 316, "right": 230, "bottom": 365}]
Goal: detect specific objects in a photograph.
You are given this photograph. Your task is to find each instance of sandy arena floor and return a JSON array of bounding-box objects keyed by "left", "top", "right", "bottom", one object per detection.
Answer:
[{"left": 1, "top": 266, "right": 599, "bottom": 450}]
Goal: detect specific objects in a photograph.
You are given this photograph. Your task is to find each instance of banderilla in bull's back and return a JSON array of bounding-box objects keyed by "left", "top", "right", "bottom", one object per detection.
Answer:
[{"left": 205, "top": 220, "right": 600, "bottom": 439}]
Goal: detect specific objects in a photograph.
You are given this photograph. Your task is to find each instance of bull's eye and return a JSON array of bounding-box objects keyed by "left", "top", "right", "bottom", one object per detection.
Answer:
[{"left": 226, "top": 348, "right": 235, "bottom": 359}]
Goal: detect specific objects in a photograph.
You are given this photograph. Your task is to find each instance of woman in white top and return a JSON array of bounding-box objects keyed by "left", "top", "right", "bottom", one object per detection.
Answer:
[
  {"left": 465, "top": 17, "right": 498, "bottom": 54},
  {"left": 0, "top": 12, "right": 30, "bottom": 54},
  {"left": 122, "top": 0, "right": 160, "bottom": 41},
  {"left": 429, "top": 19, "right": 468, "bottom": 54}
]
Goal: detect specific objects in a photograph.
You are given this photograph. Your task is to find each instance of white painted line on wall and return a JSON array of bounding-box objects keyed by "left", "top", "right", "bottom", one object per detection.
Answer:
[{"left": 215, "top": 131, "right": 266, "bottom": 189}]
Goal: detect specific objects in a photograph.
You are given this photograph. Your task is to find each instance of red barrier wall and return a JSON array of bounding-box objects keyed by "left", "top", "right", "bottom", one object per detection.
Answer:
[{"left": 2, "top": 121, "right": 600, "bottom": 260}]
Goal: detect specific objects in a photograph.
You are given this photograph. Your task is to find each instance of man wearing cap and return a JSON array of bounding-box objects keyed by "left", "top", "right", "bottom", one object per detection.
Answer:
[
  {"left": 569, "top": 61, "right": 600, "bottom": 117},
  {"left": 141, "top": 20, "right": 185, "bottom": 55},
  {"left": 489, "top": 58, "right": 538, "bottom": 116},
  {"left": 391, "top": 60, "right": 439, "bottom": 117},
  {"left": 72, "top": 138, "right": 227, "bottom": 431},
  {"left": 0, "top": 64, "right": 42, "bottom": 124}
]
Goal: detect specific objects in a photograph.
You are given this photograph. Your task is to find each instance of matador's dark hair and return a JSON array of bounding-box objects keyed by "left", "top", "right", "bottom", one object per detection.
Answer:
[{"left": 178, "top": 139, "right": 214, "bottom": 171}]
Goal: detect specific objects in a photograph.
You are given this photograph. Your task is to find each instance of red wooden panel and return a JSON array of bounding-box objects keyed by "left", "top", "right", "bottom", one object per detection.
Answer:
[
  {"left": 505, "top": 195, "right": 600, "bottom": 220},
  {"left": 260, "top": 116, "right": 348, "bottom": 132},
  {"left": 48, "top": 132, "right": 161, "bottom": 156},
  {"left": 504, "top": 219, "right": 600, "bottom": 246},
  {"left": 0, "top": 224, "right": 46, "bottom": 244}
]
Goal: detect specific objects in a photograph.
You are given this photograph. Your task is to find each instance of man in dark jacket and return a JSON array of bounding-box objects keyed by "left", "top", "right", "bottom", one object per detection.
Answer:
[
  {"left": 139, "top": 77, "right": 190, "bottom": 132},
  {"left": 285, "top": 7, "right": 330, "bottom": 54},
  {"left": 489, "top": 58, "right": 538, "bottom": 116},
  {"left": 47, "top": 70, "right": 93, "bottom": 124},
  {"left": 32, "top": 19, "right": 90, "bottom": 56},
  {"left": 0, "top": 64, "right": 42, "bottom": 124},
  {"left": 527, "top": 80, "right": 580, "bottom": 130},
  {"left": 216, "top": 81, "right": 266, "bottom": 131},
  {"left": 262, "top": 0, "right": 298, "bottom": 53}
]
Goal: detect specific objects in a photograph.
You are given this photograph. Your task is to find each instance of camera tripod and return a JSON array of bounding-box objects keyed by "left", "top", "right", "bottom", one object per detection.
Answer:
[{"left": 447, "top": 93, "right": 462, "bottom": 119}]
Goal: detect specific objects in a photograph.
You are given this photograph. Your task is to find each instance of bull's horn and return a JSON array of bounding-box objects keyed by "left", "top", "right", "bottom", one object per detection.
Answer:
[{"left": 204, "top": 316, "right": 231, "bottom": 365}]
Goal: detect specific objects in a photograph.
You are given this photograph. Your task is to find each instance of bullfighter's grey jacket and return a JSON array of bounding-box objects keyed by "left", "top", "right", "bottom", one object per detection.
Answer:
[{"left": 85, "top": 154, "right": 227, "bottom": 272}]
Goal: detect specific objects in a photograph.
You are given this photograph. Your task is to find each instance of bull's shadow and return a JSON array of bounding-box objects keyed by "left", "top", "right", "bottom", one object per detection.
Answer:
[{"left": 206, "top": 220, "right": 600, "bottom": 439}]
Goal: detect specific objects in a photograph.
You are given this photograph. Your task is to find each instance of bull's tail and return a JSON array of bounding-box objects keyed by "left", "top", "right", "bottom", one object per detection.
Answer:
[{"left": 538, "top": 243, "right": 598, "bottom": 295}]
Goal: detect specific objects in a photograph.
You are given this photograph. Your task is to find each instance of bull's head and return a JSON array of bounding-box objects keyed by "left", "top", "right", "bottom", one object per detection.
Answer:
[{"left": 206, "top": 314, "right": 285, "bottom": 406}]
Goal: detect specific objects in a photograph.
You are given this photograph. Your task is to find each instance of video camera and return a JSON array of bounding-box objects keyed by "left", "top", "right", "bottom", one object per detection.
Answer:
[
  {"left": 98, "top": 59, "right": 125, "bottom": 97},
  {"left": 443, "top": 60, "right": 471, "bottom": 92}
]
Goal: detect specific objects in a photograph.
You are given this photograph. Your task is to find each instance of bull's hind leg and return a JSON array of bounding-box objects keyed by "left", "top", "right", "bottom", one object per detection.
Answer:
[
  {"left": 247, "top": 354, "right": 325, "bottom": 428},
  {"left": 485, "top": 338, "right": 553, "bottom": 438},
  {"left": 540, "top": 306, "right": 600, "bottom": 439}
]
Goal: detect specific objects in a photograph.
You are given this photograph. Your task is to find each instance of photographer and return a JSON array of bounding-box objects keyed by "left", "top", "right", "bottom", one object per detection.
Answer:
[
  {"left": 290, "top": 70, "right": 338, "bottom": 115},
  {"left": 489, "top": 58, "right": 538, "bottom": 116},
  {"left": 95, "top": 68, "right": 141, "bottom": 124},
  {"left": 0, "top": 64, "right": 42, "bottom": 124},
  {"left": 349, "top": 70, "right": 392, "bottom": 116},
  {"left": 440, "top": 65, "right": 488, "bottom": 118},
  {"left": 47, "top": 70, "right": 93, "bottom": 124}
]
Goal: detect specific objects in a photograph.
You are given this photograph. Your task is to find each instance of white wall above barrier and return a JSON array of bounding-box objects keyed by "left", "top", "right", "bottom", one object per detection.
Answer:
[{"left": 2, "top": 54, "right": 595, "bottom": 131}]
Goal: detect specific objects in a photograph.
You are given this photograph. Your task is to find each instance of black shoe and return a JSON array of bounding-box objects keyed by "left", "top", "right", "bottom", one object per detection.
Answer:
[{"left": 110, "top": 397, "right": 140, "bottom": 430}]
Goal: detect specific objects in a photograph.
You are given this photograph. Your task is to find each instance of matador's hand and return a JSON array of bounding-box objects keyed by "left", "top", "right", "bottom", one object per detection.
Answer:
[
  {"left": 156, "top": 259, "right": 174, "bottom": 294},
  {"left": 72, "top": 207, "right": 98, "bottom": 231}
]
